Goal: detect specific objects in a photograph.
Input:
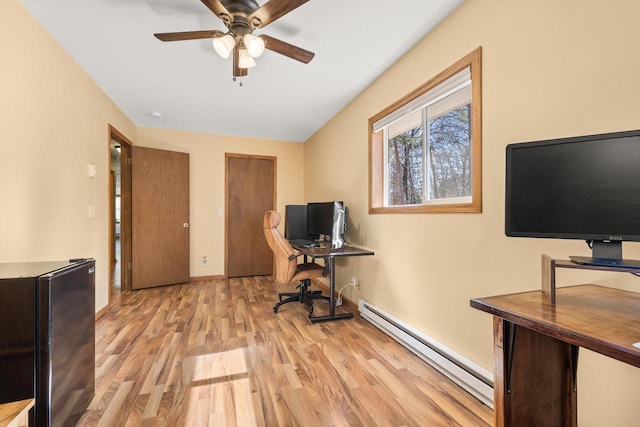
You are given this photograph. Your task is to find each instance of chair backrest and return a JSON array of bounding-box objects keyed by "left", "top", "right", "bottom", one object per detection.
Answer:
[{"left": 263, "top": 210, "right": 298, "bottom": 284}]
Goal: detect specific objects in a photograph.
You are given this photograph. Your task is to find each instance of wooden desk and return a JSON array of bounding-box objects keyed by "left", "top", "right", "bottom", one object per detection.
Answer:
[
  {"left": 471, "top": 285, "right": 640, "bottom": 426},
  {"left": 0, "top": 399, "right": 34, "bottom": 427},
  {"left": 293, "top": 243, "right": 374, "bottom": 323}
]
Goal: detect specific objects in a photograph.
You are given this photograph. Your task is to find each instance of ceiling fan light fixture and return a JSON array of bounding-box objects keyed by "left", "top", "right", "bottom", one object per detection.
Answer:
[
  {"left": 212, "top": 34, "right": 235, "bottom": 59},
  {"left": 154, "top": 0, "right": 315, "bottom": 78},
  {"left": 238, "top": 48, "right": 257, "bottom": 68},
  {"left": 243, "top": 34, "right": 265, "bottom": 58}
]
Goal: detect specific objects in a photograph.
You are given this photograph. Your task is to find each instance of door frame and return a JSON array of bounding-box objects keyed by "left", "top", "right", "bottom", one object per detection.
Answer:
[
  {"left": 225, "top": 153, "right": 277, "bottom": 277},
  {"left": 108, "top": 125, "right": 133, "bottom": 296}
]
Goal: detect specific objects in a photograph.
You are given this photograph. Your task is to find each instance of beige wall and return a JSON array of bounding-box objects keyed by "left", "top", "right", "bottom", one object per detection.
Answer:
[
  {"left": 6, "top": 0, "right": 640, "bottom": 422},
  {"left": 304, "top": 0, "right": 640, "bottom": 424},
  {"left": 1, "top": 0, "right": 136, "bottom": 313},
  {"left": 1, "top": 1, "right": 304, "bottom": 312},
  {"left": 136, "top": 128, "right": 304, "bottom": 277}
]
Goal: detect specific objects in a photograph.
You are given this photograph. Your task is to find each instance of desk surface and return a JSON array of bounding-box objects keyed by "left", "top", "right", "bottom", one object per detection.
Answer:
[
  {"left": 0, "top": 399, "right": 34, "bottom": 427},
  {"left": 471, "top": 284, "right": 640, "bottom": 368},
  {"left": 293, "top": 243, "right": 374, "bottom": 259}
]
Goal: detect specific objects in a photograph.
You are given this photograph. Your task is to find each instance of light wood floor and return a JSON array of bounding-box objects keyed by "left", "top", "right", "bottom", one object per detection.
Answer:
[{"left": 78, "top": 276, "right": 493, "bottom": 426}]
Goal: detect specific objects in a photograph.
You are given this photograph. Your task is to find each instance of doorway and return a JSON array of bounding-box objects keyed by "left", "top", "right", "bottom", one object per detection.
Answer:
[
  {"left": 108, "top": 125, "right": 132, "bottom": 301},
  {"left": 225, "top": 154, "right": 276, "bottom": 277}
]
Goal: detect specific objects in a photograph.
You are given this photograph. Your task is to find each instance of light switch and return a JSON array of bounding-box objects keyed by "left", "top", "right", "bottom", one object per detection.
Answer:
[
  {"left": 88, "top": 205, "right": 96, "bottom": 218},
  {"left": 88, "top": 163, "right": 97, "bottom": 178},
  {"left": 217, "top": 208, "right": 224, "bottom": 217}
]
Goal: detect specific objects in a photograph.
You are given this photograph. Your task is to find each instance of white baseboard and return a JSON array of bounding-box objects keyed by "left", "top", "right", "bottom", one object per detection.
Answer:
[{"left": 358, "top": 299, "right": 494, "bottom": 408}]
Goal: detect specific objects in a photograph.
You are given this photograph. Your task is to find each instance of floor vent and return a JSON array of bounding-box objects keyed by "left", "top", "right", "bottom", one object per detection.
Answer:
[{"left": 358, "top": 299, "right": 494, "bottom": 408}]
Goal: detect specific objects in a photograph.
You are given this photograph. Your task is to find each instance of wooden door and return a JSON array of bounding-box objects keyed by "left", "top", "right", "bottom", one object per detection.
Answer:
[
  {"left": 226, "top": 154, "right": 276, "bottom": 277},
  {"left": 132, "top": 146, "right": 190, "bottom": 289},
  {"left": 109, "top": 125, "right": 132, "bottom": 294},
  {"left": 109, "top": 170, "right": 116, "bottom": 266}
]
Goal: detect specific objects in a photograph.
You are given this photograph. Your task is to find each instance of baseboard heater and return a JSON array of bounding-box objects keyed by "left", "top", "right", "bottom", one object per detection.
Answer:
[{"left": 358, "top": 299, "right": 494, "bottom": 408}]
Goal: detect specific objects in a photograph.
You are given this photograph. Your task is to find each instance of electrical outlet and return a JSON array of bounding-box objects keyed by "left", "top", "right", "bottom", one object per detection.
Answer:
[
  {"left": 202, "top": 256, "right": 208, "bottom": 265},
  {"left": 351, "top": 276, "right": 360, "bottom": 289}
]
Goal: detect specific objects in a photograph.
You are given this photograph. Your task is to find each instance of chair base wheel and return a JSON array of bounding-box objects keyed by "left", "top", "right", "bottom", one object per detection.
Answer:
[{"left": 273, "top": 280, "right": 325, "bottom": 317}]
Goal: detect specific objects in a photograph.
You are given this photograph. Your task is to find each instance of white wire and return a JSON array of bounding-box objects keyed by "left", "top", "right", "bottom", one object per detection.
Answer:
[{"left": 337, "top": 282, "right": 357, "bottom": 301}]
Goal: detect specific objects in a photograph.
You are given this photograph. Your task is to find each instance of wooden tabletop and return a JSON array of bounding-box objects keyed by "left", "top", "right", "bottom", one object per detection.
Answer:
[
  {"left": 0, "top": 399, "right": 34, "bottom": 427},
  {"left": 471, "top": 284, "right": 640, "bottom": 368}
]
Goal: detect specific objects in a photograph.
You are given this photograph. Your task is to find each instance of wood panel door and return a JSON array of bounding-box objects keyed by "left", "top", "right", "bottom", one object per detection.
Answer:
[
  {"left": 109, "top": 125, "right": 133, "bottom": 294},
  {"left": 226, "top": 154, "right": 276, "bottom": 277},
  {"left": 132, "top": 146, "right": 190, "bottom": 289}
]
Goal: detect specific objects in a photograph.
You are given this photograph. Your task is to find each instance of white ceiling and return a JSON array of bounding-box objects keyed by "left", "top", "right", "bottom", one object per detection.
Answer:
[{"left": 22, "top": 0, "right": 464, "bottom": 142}]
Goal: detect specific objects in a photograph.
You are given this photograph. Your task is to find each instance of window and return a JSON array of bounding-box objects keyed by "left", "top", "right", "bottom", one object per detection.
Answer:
[{"left": 369, "top": 48, "right": 482, "bottom": 213}]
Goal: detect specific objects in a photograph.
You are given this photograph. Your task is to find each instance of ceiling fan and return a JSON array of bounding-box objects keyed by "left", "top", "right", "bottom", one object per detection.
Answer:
[{"left": 154, "top": 0, "right": 315, "bottom": 79}]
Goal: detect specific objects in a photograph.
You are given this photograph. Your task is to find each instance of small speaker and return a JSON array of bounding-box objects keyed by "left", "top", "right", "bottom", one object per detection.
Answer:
[{"left": 284, "top": 205, "right": 309, "bottom": 240}]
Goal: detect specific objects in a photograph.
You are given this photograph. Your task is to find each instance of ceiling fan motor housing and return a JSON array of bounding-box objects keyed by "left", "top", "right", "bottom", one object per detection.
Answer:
[
  {"left": 220, "top": 0, "right": 260, "bottom": 19},
  {"left": 221, "top": 0, "right": 262, "bottom": 35}
]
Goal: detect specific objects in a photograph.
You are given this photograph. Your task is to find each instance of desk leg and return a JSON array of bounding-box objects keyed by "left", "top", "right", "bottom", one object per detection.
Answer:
[
  {"left": 493, "top": 318, "right": 577, "bottom": 427},
  {"left": 310, "top": 256, "right": 354, "bottom": 323}
]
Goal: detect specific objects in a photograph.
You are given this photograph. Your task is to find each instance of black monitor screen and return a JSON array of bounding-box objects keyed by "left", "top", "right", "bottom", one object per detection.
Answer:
[
  {"left": 284, "top": 205, "right": 309, "bottom": 240},
  {"left": 505, "top": 129, "right": 640, "bottom": 242},
  {"left": 306, "top": 202, "right": 336, "bottom": 238}
]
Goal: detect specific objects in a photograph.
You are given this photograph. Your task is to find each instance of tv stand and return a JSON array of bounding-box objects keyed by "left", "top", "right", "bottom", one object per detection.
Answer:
[
  {"left": 471, "top": 255, "right": 640, "bottom": 426},
  {"left": 569, "top": 255, "right": 640, "bottom": 269},
  {"left": 589, "top": 239, "right": 623, "bottom": 259},
  {"left": 541, "top": 254, "right": 640, "bottom": 303},
  {"left": 471, "top": 285, "right": 640, "bottom": 426}
]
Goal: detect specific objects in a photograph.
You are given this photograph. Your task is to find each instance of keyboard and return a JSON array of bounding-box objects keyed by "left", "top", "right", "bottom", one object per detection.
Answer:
[{"left": 289, "top": 239, "right": 314, "bottom": 247}]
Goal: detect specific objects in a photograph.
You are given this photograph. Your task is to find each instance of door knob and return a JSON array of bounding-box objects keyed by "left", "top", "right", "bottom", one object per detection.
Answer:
[{"left": 183, "top": 223, "right": 190, "bottom": 228}]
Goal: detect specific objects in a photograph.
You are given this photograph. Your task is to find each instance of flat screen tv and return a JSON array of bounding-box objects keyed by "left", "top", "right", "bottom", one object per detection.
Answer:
[{"left": 505, "top": 129, "right": 640, "bottom": 268}]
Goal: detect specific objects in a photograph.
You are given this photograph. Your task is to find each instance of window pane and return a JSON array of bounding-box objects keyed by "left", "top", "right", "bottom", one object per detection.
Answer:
[
  {"left": 427, "top": 100, "right": 471, "bottom": 200},
  {"left": 387, "top": 110, "right": 423, "bottom": 206}
]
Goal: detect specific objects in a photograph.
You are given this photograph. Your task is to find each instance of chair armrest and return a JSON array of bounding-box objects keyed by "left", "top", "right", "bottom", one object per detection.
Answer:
[{"left": 288, "top": 252, "right": 303, "bottom": 261}]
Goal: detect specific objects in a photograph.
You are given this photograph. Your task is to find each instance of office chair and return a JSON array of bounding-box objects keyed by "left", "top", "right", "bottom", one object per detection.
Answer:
[{"left": 262, "top": 210, "right": 330, "bottom": 316}]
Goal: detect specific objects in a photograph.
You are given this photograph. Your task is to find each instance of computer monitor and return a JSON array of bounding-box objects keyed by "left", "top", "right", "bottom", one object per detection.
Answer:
[
  {"left": 306, "top": 202, "right": 334, "bottom": 238},
  {"left": 505, "top": 129, "right": 640, "bottom": 267},
  {"left": 284, "top": 205, "right": 311, "bottom": 241},
  {"left": 330, "top": 202, "right": 347, "bottom": 249},
  {"left": 307, "top": 201, "right": 347, "bottom": 248}
]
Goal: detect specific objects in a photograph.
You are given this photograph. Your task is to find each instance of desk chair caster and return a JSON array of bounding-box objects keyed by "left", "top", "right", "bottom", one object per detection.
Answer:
[{"left": 272, "top": 279, "right": 330, "bottom": 314}]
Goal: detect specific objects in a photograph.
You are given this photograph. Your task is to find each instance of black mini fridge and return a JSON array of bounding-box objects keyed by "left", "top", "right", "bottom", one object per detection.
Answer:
[{"left": 0, "top": 259, "right": 95, "bottom": 427}]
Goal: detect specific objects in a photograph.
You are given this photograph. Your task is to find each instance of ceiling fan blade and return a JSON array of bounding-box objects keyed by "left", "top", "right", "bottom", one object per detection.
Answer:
[
  {"left": 259, "top": 34, "right": 314, "bottom": 63},
  {"left": 233, "top": 47, "right": 248, "bottom": 77},
  {"left": 248, "top": 0, "right": 310, "bottom": 28},
  {"left": 201, "top": 0, "right": 233, "bottom": 23},
  {"left": 154, "top": 30, "right": 224, "bottom": 42}
]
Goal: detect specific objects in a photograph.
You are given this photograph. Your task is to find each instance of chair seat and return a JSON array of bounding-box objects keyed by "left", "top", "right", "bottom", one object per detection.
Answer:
[{"left": 292, "top": 262, "right": 326, "bottom": 282}]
